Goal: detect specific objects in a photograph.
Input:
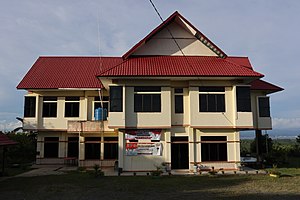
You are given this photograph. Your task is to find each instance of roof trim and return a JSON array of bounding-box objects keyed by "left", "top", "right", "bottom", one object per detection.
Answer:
[
  {"left": 122, "top": 11, "right": 227, "bottom": 59},
  {"left": 250, "top": 79, "right": 284, "bottom": 94}
]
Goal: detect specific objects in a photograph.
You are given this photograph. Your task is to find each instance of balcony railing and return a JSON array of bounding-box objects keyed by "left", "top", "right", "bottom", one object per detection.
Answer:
[{"left": 67, "top": 120, "right": 111, "bottom": 133}]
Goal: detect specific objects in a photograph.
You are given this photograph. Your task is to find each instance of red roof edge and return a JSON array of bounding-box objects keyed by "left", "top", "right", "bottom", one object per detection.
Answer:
[
  {"left": 122, "top": 11, "right": 227, "bottom": 59},
  {"left": 0, "top": 133, "right": 18, "bottom": 146},
  {"left": 250, "top": 79, "right": 284, "bottom": 94}
]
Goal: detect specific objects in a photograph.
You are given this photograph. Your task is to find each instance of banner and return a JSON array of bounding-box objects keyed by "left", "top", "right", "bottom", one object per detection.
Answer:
[{"left": 125, "top": 130, "right": 162, "bottom": 156}]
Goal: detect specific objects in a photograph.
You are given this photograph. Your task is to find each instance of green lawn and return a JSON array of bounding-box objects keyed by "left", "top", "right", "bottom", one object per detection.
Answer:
[{"left": 1, "top": 169, "right": 300, "bottom": 200}]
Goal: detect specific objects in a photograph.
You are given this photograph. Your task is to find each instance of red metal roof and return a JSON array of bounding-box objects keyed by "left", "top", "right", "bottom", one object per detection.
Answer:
[
  {"left": 250, "top": 79, "right": 283, "bottom": 93},
  {"left": 0, "top": 133, "right": 18, "bottom": 146},
  {"left": 122, "top": 11, "right": 227, "bottom": 59},
  {"left": 225, "top": 57, "right": 253, "bottom": 69},
  {"left": 17, "top": 57, "right": 123, "bottom": 89},
  {"left": 98, "top": 56, "right": 263, "bottom": 77}
]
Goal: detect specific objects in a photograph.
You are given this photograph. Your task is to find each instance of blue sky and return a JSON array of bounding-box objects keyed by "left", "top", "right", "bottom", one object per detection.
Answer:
[{"left": 0, "top": 0, "right": 299, "bottom": 136}]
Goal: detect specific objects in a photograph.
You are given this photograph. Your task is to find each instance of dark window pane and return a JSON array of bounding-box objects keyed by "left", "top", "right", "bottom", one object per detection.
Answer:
[
  {"left": 259, "top": 97, "right": 270, "bottom": 117},
  {"left": 200, "top": 94, "right": 225, "bottom": 112},
  {"left": 175, "top": 95, "right": 183, "bottom": 113},
  {"left": 104, "top": 137, "right": 118, "bottom": 159},
  {"left": 143, "top": 94, "right": 152, "bottom": 112},
  {"left": 43, "top": 97, "right": 57, "bottom": 101},
  {"left": 152, "top": 94, "right": 161, "bottom": 112},
  {"left": 199, "top": 87, "right": 225, "bottom": 92},
  {"left": 43, "top": 103, "right": 57, "bottom": 117},
  {"left": 44, "top": 137, "right": 59, "bottom": 158},
  {"left": 237, "top": 86, "right": 251, "bottom": 112},
  {"left": 67, "top": 137, "right": 78, "bottom": 158},
  {"left": 65, "top": 96, "right": 80, "bottom": 101},
  {"left": 65, "top": 102, "right": 80, "bottom": 117},
  {"left": 94, "top": 96, "right": 109, "bottom": 101},
  {"left": 174, "top": 88, "right": 183, "bottom": 93},
  {"left": 110, "top": 86, "right": 123, "bottom": 112},
  {"left": 24, "top": 97, "right": 36, "bottom": 117},
  {"left": 85, "top": 137, "right": 101, "bottom": 159},
  {"left": 201, "top": 136, "right": 227, "bottom": 161},
  {"left": 134, "top": 94, "right": 143, "bottom": 112},
  {"left": 134, "top": 86, "right": 161, "bottom": 92},
  {"left": 134, "top": 94, "right": 161, "bottom": 112}
]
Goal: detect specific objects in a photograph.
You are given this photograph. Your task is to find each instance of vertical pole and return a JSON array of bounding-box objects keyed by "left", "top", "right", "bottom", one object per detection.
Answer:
[{"left": 255, "top": 130, "right": 262, "bottom": 166}]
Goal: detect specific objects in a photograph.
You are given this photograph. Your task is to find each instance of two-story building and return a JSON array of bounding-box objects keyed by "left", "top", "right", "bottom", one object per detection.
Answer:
[{"left": 17, "top": 11, "right": 282, "bottom": 172}]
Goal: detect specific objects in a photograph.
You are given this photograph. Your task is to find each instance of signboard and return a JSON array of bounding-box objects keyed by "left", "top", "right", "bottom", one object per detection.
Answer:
[{"left": 125, "top": 130, "right": 162, "bottom": 156}]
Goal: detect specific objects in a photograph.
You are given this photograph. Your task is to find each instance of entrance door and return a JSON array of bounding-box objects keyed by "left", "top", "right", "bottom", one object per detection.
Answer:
[{"left": 171, "top": 136, "right": 189, "bottom": 169}]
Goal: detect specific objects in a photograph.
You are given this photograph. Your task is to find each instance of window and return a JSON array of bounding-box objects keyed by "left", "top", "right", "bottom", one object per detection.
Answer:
[
  {"left": 109, "top": 86, "right": 123, "bottom": 112},
  {"left": 236, "top": 86, "right": 251, "bottom": 112},
  {"left": 174, "top": 88, "right": 184, "bottom": 113},
  {"left": 104, "top": 137, "right": 118, "bottom": 159},
  {"left": 134, "top": 86, "right": 161, "bottom": 112},
  {"left": 42, "top": 97, "right": 57, "bottom": 117},
  {"left": 85, "top": 137, "right": 101, "bottom": 159},
  {"left": 65, "top": 97, "right": 80, "bottom": 117},
  {"left": 24, "top": 96, "right": 36, "bottom": 117},
  {"left": 258, "top": 97, "right": 270, "bottom": 117},
  {"left": 94, "top": 96, "right": 109, "bottom": 120},
  {"left": 199, "top": 87, "right": 225, "bottom": 112},
  {"left": 67, "top": 137, "right": 79, "bottom": 158},
  {"left": 44, "top": 137, "right": 59, "bottom": 158},
  {"left": 201, "top": 136, "right": 227, "bottom": 161}
]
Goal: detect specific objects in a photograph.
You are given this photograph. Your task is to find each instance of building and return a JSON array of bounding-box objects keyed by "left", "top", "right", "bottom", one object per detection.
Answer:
[{"left": 17, "top": 11, "right": 282, "bottom": 172}]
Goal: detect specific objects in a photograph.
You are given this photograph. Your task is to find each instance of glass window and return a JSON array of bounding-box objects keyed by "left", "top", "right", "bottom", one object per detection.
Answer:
[
  {"left": 104, "top": 137, "right": 118, "bottom": 159},
  {"left": 24, "top": 96, "right": 36, "bottom": 117},
  {"left": 175, "top": 88, "right": 184, "bottom": 113},
  {"left": 65, "top": 97, "right": 80, "bottom": 117},
  {"left": 42, "top": 97, "right": 57, "bottom": 117},
  {"left": 85, "top": 137, "right": 101, "bottom": 159},
  {"left": 237, "top": 86, "right": 251, "bottom": 112},
  {"left": 199, "top": 87, "right": 225, "bottom": 112},
  {"left": 258, "top": 97, "right": 270, "bottom": 117},
  {"left": 201, "top": 136, "right": 227, "bottom": 161},
  {"left": 134, "top": 87, "right": 161, "bottom": 112},
  {"left": 94, "top": 96, "right": 109, "bottom": 120},
  {"left": 109, "top": 86, "right": 123, "bottom": 112},
  {"left": 44, "top": 137, "right": 59, "bottom": 158}
]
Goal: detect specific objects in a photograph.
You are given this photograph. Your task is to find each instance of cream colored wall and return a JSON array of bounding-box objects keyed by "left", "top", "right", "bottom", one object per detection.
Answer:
[
  {"left": 23, "top": 90, "right": 113, "bottom": 131},
  {"left": 132, "top": 21, "right": 216, "bottom": 56}
]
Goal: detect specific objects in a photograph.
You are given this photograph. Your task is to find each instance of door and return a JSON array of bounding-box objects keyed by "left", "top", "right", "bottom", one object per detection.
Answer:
[{"left": 171, "top": 136, "right": 189, "bottom": 169}]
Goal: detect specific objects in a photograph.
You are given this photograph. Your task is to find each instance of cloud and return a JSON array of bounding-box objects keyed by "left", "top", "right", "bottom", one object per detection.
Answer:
[{"left": 273, "top": 118, "right": 300, "bottom": 130}]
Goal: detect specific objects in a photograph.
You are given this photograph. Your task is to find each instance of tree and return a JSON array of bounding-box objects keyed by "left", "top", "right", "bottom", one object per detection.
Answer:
[
  {"left": 296, "top": 135, "right": 300, "bottom": 144},
  {"left": 250, "top": 134, "right": 273, "bottom": 155}
]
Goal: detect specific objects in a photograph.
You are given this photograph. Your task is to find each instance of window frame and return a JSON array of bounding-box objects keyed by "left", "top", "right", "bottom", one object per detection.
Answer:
[
  {"left": 64, "top": 97, "right": 80, "bottom": 118},
  {"left": 258, "top": 96, "right": 271, "bottom": 117},
  {"left": 109, "top": 86, "right": 123, "bottom": 112},
  {"left": 94, "top": 96, "right": 109, "bottom": 120},
  {"left": 174, "top": 88, "right": 184, "bottom": 114},
  {"left": 85, "top": 137, "right": 101, "bottom": 160},
  {"left": 199, "top": 87, "right": 225, "bottom": 112},
  {"left": 201, "top": 136, "right": 227, "bottom": 162},
  {"left": 42, "top": 97, "right": 58, "bottom": 118},
  {"left": 24, "top": 96, "right": 36, "bottom": 118},
  {"left": 236, "top": 86, "right": 251, "bottom": 112},
  {"left": 134, "top": 86, "right": 161, "bottom": 113},
  {"left": 44, "top": 137, "right": 59, "bottom": 158}
]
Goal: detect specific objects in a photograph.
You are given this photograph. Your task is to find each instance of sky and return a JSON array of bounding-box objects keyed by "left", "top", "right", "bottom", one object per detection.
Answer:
[{"left": 0, "top": 0, "right": 299, "bottom": 136}]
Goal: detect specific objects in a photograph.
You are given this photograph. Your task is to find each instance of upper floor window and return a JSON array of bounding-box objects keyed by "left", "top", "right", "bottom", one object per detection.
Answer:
[
  {"left": 24, "top": 96, "right": 36, "bottom": 117},
  {"left": 109, "top": 86, "right": 123, "bottom": 112},
  {"left": 199, "top": 87, "right": 225, "bottom": 112},
  {"left": 134, "top": 86, "right": 161, "bottom": 112},
  {"left": 258, "top": 97, "right": 270, "bottom": 117},
  {"left": 65, "top": 97, "right": 80, "bottom": 117},
  {"left": 42, "top": 97, "right": 57, "bottom": 117},
  {"left": 174, "top": 88, "right": 183, "bottom": 113},
  {"left": 236, "top": 86, "right": 251, "bottom": 112}
]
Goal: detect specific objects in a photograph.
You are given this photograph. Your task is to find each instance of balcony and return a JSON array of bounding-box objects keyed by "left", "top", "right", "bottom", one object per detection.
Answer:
[{"left": 67, "top": 120, "right": 112, "bottom": 133}]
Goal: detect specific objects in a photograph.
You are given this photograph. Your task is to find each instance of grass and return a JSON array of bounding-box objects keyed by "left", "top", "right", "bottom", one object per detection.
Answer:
[{"left": 1, "top": 168, "right": 300, "bottom": 199}]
